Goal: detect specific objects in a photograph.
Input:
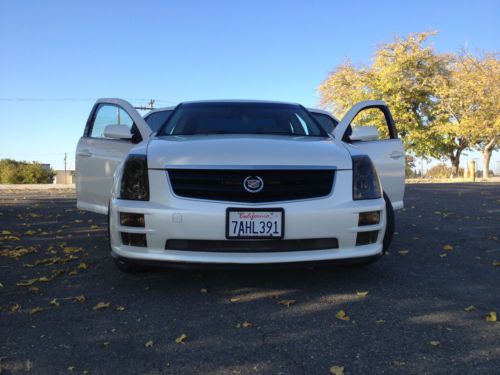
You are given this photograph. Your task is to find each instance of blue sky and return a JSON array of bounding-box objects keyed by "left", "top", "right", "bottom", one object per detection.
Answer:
[{"left": 0, "top": 0, "right": 499, "bottom": 171}]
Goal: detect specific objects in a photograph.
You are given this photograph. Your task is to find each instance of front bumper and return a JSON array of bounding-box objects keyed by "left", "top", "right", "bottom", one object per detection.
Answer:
[{"left": 109, "top": 169, "right": 386, "bottom": 265}]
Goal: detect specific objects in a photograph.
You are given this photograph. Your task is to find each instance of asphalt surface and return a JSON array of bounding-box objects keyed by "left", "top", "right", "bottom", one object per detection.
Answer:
[{"left": 0, "top": 183, "right": 499, "bottom": 374}]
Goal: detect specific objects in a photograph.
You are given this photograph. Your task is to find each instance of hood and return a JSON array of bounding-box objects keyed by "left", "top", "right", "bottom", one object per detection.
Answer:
[{"left": 147, "top": 135, "right": 352, "bottom": 170}]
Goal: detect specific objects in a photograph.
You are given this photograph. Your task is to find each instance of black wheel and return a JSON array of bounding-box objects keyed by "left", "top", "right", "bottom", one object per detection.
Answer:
[
  {"left": 113, "top": 256, "right": 141, "bottom": 273},
  {"left": 382, "top": 192, "right": 395, "bottom": 253}
]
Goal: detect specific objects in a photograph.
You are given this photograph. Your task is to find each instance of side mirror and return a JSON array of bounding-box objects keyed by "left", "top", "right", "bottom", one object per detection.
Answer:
[
  {"left": 103, "top": 124, "right": 133, "bottom": 140},
  {"left": 350, "top": 126, "right": 379, "bottom": 142}
]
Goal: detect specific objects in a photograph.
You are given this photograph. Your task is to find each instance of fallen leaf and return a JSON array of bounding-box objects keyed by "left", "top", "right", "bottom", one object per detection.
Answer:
[
  {"left": 29, "top": 286, "right": 40, "bottom": 293},
  {"left": 175, "top": 333, "right": 188, "bottom": 344},
  {"left": 439, "top": 253, "right": 447, "bottom": 258},
  {"left": 68, "top": 270, "right": 78, "bottom": 276},
  {"left": 200, "top": 288, "right": 208, "bottom": 294},
  {"left": 30, "top": 307, "right": 43, "bottom": 314},
  {"left": 335, "top": 310, "right": 350, "bottom": 321},
  {"left": 430, "top": 340, "right": 440, "bottom": 346},
  {"left": 356, "top": 291, "right": 369, "bottom": 297},
  {"left": 17, "top": 278, "right": 38, "bottom": 286},
  {"left": 25, "top": 230, "right": 37, "bottom": 236},
  {"left": 329, "top": 365, "right": 344, "bottom": 375},
  {"left": 485, "top": 311, "right": 497, "bottom": 322},
  {"left": 492, "top": 260, "right": 500, "bottom": 267},
  {"left": 229, "top": 297, "right": 241, "bottom": 303},
  {"left": 442, "top": 244, "right": 454, "bottom": 251},
  {"left": 278, "top": 299, "right": 296, "bottom": 307},
  {"left": 464, "top": 305, "right": 475, "bottom": 312},
  {"left": 50, "top": 298, "right": 60, "bottom": 307},
  {"left": 2, "top": 230, "right": 12, "bottom": 235},
  {"left": 90, "top": 224, "right": 99, "bottom": 229},
  {"left": 144, "top": 340, "right": 154, "bottom": 348},
  {"left": 93, "top": 302, "right": 111, "bottom": 310},
  {"left": 10, "top": 304, "right": 21, "bottom": 312},
  {"left": 0, "top": 282, "right": 3, "bottom": 287},
  {"left": 398, "top": 250, "right": 410, "bottom": 255},
  {"left": 74, "top": 295, "right": 86, "bottom": 303},
  {"left": 375, "top": 319, "right": 385, "bottom": 324},
  {"left": 236, "top": 321, "right": 252, "bottom": 328},
  {"left": 77, "top": 262, "right": 87, "bottom": 270},
  {"left": 38, "top": 276, "right": 50, "bottom": 282},
  {"left": 115, "top": 305, "right": 125, "bottom": 311},
  {"left": 67, "top": 366, "right": 76, "bottom": 371},
  {"left": 74, "top": 220, "right": 83, "bottom": 223}
]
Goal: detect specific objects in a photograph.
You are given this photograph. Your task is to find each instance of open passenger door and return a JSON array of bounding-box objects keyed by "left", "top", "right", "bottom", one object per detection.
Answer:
[
  {"left": 75, "top": 98, "right": 151, "bottom": 214},
  {"left": 334, "top": 101, "right": 405, "bottom": 209}
]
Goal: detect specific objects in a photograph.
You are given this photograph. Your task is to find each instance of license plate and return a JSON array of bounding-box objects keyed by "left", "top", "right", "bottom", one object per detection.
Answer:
[{"left": 226, "top": 208, "right": 284, "bottom": 239}]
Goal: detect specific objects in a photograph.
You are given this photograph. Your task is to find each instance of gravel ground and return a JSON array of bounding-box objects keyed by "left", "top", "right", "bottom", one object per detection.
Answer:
[{"left": 0, "top": 183, "right": 499, "bottom": 374}]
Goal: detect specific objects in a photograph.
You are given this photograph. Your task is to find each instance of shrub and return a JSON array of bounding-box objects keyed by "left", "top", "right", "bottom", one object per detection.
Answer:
[{"left": 0, "top": 159, "right": 55, "bottom": 184}]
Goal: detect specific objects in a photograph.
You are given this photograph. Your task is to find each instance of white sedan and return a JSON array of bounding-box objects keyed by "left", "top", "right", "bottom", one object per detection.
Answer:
[{"left": 75, "top": 99, "right": 405, "bottom": 272}]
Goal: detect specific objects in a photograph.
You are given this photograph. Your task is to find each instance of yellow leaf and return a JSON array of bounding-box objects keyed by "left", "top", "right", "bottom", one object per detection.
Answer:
[
  {"left": 278, "top": 299, "right": 296, "bottom": 307},
  {"left": 29, "top": 286, "right": 40, "bottom": 293},
  {"left": 335, "top": 310, "right": 350, "bottom": 321},
  {"left": 398, "top": 250, "right": 409, "bottom": 255},
  {"left": 77, "top": 262, "right": 87, "bottom": 270},
  {"left": 74, "top": 295, "right": 86, "bottom": 303},
  {"left": 115, "top": 305, "right": 125, "bottom": 311},
  {"left": 175, "top": 333, "right": 188, "bottom": 344},
  {"left": 17, "top": 278, "right": 38, "bottom": 286},
  {"left": 2, "top": 230, "right": 12, "bottom": 235},
  {"left": 93, "top": 302, "right": 110, "bottom": 310},
  {"left": 492, "top": 260, "right": 500, "bottom": 267},
  {"left": 75, "top": 220, "right": 83, "bottom": 223},
  {"left": 485, "top": 311, "right": 497, "bottom": 322},
  {"left": 68, "top": 270, "right": 78, "bottom": 276},
  {"left": 90, "top": 224, "right": 99, "bottom": 229},
  {"left": 464, "top": 305, "right": 475, "bottom": 312},
  {"left": 145, "top": 340, "right": 154, "bottom": 348},
  {"left": 430, "top": 341, "right": 440, "bottom": 346},
  {"left": 229, "top": 297, "right": 241, "bottom": 303},
  {"left": 30, "top": 307, "right": 43, "bottom": 314},
  {"left": 356, "top": 291, "right": 369, "bottom": 297},
  {"left": 10, "top": 303, "right": 21, "bottom": 312},
  {"left": 25, "top": 230, "right": 37, "bottom": 236},
  {"left": 38, "top": 276, "right": 50, "bottom": 282},
  {"left": 442, "top": 244, "right": 454, "bottom": 251},
  {"left": 238, "top": 321, "right": 252, "bottom": 328},
  {"left": 329, "top": 365, "right": 345, "bottom": 375},
  {"left": 375, "top": 319, "right": 385, "bottom": 324},
  {"left": 50, "top": 298, "right": 60, "bottom": 307}
]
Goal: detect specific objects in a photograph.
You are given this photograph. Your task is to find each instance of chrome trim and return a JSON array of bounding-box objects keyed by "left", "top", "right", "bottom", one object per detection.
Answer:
[{"left": 151, "top": 165, "right": 340, "bottom": 170}]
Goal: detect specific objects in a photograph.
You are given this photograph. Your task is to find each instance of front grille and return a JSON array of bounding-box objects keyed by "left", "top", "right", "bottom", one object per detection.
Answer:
[
  {"left": 167, "top": 169, "right": 334, "bottom": 203},
  {"left": 165, "top": 238, "right": 339, "bottom": 252}
]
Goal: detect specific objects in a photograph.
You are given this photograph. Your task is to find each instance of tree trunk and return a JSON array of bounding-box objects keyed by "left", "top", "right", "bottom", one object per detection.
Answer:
[
  {"left": 482, "top": 135, "right": 497, "bottom": 179},
  {"left": 450, "top": 149, "right": 462, "bottom": 178}
]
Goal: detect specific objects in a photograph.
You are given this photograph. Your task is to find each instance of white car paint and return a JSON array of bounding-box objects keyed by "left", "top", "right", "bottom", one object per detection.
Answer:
[{"left": 75, "top": 99, "right": 405, "bottom": 267}]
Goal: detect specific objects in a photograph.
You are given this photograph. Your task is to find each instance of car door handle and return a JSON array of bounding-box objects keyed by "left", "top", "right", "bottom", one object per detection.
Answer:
[
  {"left": 389, "top": 151, "right": 404, "bottom": 159},
  {"left": 77, "top": 150, "right": 92, "bottom": 158}
]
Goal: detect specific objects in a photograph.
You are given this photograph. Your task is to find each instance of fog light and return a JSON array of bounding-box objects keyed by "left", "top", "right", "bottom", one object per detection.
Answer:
[
  {"left": 121, "top": 232, "right": 147, "bottom": 247},
  {"left": 120, "top": 212, "right": 145, "bottom": 227},
  {"left": 358, "top": 211, "right": 380, "bottom": 226},
  {"left": 356, "top": 230, "right": 378, "bottom": 246}
]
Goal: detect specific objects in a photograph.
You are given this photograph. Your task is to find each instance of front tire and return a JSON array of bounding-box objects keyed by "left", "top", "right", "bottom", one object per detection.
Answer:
[{"left": 382, "top": 192, "right": 395, "bottom": 253}]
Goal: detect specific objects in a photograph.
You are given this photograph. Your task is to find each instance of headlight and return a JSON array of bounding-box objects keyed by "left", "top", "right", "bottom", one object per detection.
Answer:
[
  {"left": 352, "top": 155, "right": 381, "bottom": 200},
  {"left": 120, "top": 155, "right": 149, "bottom": 201}
]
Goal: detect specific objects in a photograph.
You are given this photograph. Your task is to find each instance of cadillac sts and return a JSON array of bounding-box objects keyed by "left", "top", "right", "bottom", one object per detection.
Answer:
[{"left": 75, "top": 99, "right": 405, "bottom": 272}]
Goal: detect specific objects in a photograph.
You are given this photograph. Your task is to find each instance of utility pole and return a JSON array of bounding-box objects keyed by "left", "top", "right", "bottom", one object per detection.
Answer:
[
  {"left": 64, "top": 153, "right": 67, "bottom": 184},
  {"left": 149, "top": 99, "right": 155, "bottom": 109}
]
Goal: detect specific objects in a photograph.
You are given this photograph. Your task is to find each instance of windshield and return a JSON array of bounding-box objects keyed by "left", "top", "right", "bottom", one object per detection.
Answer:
[{"left": 158, "top": 102, "right": 328, "bottom": 137}]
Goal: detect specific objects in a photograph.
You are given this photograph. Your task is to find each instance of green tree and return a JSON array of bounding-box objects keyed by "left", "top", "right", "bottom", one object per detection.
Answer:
[
  {"left": 433, "top": 51, "right": 500, "bottom": 177},
  {"left": 319, "top": 31, "right": 450, "bottom": 158},
  {"left": 0, "top": 159, "right": 55, "bottom": 184}
]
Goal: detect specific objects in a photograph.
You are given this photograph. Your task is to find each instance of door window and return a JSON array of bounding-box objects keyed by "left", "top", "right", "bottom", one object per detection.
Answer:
[
  {"left": 347, "top": 107, "right": 397, "bottom": 141},
  {"left": 89, "top": 105, "right": 134, "bottom": 138}
]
